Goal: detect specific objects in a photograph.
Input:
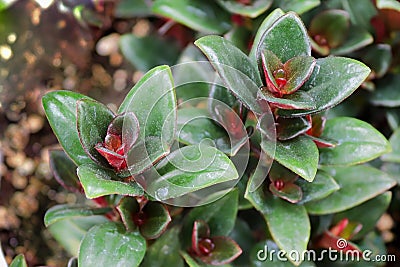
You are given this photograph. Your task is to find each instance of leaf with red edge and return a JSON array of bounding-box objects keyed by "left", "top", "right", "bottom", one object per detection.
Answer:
[
  {"left": 258, "top": 89, "right": 315, "bottom": 110},
  {"left": 199, "top": 236, "right": 242, "bottom": 266},
  {"left": 49, "top": 149, "right": 82, "bottom": 193},
  {"left": 77, "top": 99, "right": 115, "bottom": 168},
  {"left": 269, "top": 182, "right": 302, "bottom": 203},
  {"left": 192, "top": 220, "right": 211, "bottom": 256},
  {"left": 269, "top": 162, "right": 298, "bottom": 183},
  {"left": 276, "top": 116, "right": 311, "bottom": 141},
  {"left": 116, "top": 197, "right": 140, "bottom": 232},
  {"left": 140, "top": 202, "right": 171, "bottom": 239}
]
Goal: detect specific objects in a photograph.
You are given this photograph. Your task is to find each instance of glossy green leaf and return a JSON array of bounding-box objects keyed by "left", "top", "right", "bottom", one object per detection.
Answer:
[
  {"left": 49, "top": 149, "right": 81, "bottom": 193},
  {"left": 77, "top": 99, "right": 114, "bottom": 167},
  {"left": 115, "top": 0, "right": 151, "bottom": 18},
  {"left": 245, "top": 188, "right": 310, "bottom": 266},
  {"left": 381, "top": 127, "right": 400, "bottom": 163},
  {"left": 48, "top": 216, "right": 108, "bottom": 256},
  {"left": 147, "top": 145, "right": 238, "bottom": 200},
  {"left": 116, "top": 196, "right": 139, "bottom": 231},
  {"left": 177, "top": 107, "right": 232, "bottom": 154},
  {"left": 371, "top": 75, "right": 400, "bottom": 107},
  {"left": 141, "top": 227, "right": 184, "bottom": 267},
  {"left": 276, "top": 116, "right": 311, "bottom": 140},
  {"left": 44, "top": 204, "right": 111, "bottom": 227},
  {"left": 361, "top": 44, "right": 391, "bottom": 78},
  {"left": 140, "top": 202, "right": 171, "bottom": 239},
  {"left": 199, "top": 236, "right": 242, "bottom": 265},
  {"left": 249, "top": 8, "right": 285, "bottom": 63},
  {"left": 259, "top": 89, "right": 315, "bottom": 110},
  {"left": 342, "top": 0, "right": 377, "bottom": 31},
  {"left": 333, "top": 192, "right": 392, "bottom": 239},
  {"left": 78, "top": 222, "right": 146, "bottom": 267},
  {"left": 9, "top": 254, "right": 27, "bottom": 267},
  {"left": 275, "top": 0, "right": 320, "bottom": 14},
  {"left": 319, "top": 117, "right": 391, "bottom": 166},
  {"left": 269, "top": 136, "right": 319, "bottom": 182},
  {"left": 256, "top": 12, "right": 311, "bottom": 65},
  {"left": 152, "top": 0, "right": 231, "bottom": 34},
  {"left": 296, "top": 170, "right": 340, "bottom": 204},
  {"left": 216, "top": 0, "right": 273, "bottom": 18},
  {"left": 42, "top": 91, "right": 92, "bottom": 166},
  {"left": 119, "top": 34, "right": 180, "bottom": 72},
  {"left": 269, "top": 182, "right": 302, "bottom": 203},
  {"left": 182, "top": 189, "right": 238, "bottom": 247},
  {"left": 306, "top": 165, "right": 396, "bottom": 214},
  {"left": 330, "top": 26, "right": 373, "bottom": 55},
  {"left": 77, "top": 164, "right": 144, "bottom": 199},
  {"left": 278, "top": 57, "right": 370, "bottom": 117},
  {"left": 195, "top": 35, "right": 263, "bottom": 113},
  {"left": 119, "top": 65, "right": 176, "bottom": 174}
]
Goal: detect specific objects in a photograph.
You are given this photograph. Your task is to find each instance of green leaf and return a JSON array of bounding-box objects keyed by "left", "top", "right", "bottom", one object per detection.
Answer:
[
  {"left": 249, "top": 8, "right": 285, "bottom": 63},
  {"left": 319, "top": 117, "right": 391, "bottom": 166},
  {"left": 194, "top": 35, "right": 263, "bottom": 114},
  {"left": 9, "top": 254, "right": 27, "bottom": 267},
  {"left": 376, "top": 0, "right": 400, "bottom": 11},
  {"left": 116, "top": 196, "right": 139, "bottom": 231},
  {"left": 275, "top": 0, "right": 320, "bottom": 14},
  {"left": 256, "top": 12, "right": 311, "bottom": 65},
  {"left": 276, "top": 116, "right": 311, "bottom": 141},
  {"left": 200, "top": 237, "right": 242, "bottom": 265},
  {"left": 182, "top": 189, "right": 238, "bottom": 247},
  {"left": 77, "top": 164, "right": 144, "bottom": 199},
  {"left": 78, "top": 222, "right": 146, "bottom": 267},
  {"left": 228, "top": 218, "right": 255, "bottom": 265},
  {"left": 361, "top": 44, "right": 392, "bottom": 78},
  {"left": 48, "top": 216, "right": 108, "bottom": 256},
  {"left": 77, "top": 99, "right": 114, "bottom": 167},
  {"left": 245, "top": 188, "right": 310, "bottom": 266},
  {"left": 330, "top": 26, "right": 373, "bottom": 55},
  {"left": 0, "top": 0, "right": 16, "bottom": 11},
  {"left": 269, "top": 136, "right": 319, "bottom": 182},
  {"left": 141, "top": 227, "right": 184, "bottom": 267},
  {"left": 278, "top": 57, "right": 371, "bottom": 117},
  {"left": 119, "top": 65, "right": 176, "bottom": 174},
  {"left": 49, "top": 149, "right": 81, "bottom": 193},
  {"left": 333, "top": 192, "right": 392, "bottom": 239},
  {"left": 44, "top": 204, "right": 111, "bottom": 227},
  {"left": 259, "top": 89, "right": 316, "bottom": 110},
  {"left": 180, "top": 251, "right": 233, "bottom": 267},
  {"left": 152, "top": 0, "right": 231, "bottom": 34},
  {"left": 140, "top": 202, "right": 171, "bottom": 239},
  {"left": 296, "top": 170, "right": 340, "bottom": 204},
  {"left": 381, "top": 127, "right": 400, "bottom": 163},
  {"left": 147, "top": 145, "right": 238, "bottom": 200},
  {"left": 342, "top": 0, "right": 377, "bottom": 31},
  {"left": 119, "top": 34, "right": 180, "bottom": 72},
  {"left": 306, "top": 165, "right": 396, "bottom": 214},
  {"left": 216, "top": 0, "right": 273, "bottom": 18},
  {"left": 371, "top": 75, "right": 400, "bottom": 107},
  {"left": 115, "top": 0, "right": 151, "bottom": 18},
  {"left": 42, "top": 91, "right": 92, "bottom": 166}
]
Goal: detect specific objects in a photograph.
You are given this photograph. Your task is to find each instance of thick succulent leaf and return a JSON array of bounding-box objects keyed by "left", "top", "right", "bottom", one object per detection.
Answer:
[
  {"left": 118, "top": 65, "right": 176, "bottom": 174},
  {"left": 216, "top": 0, "right": 273, "bottom": 18},
  {"left": 77, "top": 99, "right": 115, "bottom": 167},
  {"left": 9, "top": 255, "right": 27, "bottom": 267},
  {"left": 48, "top": 216, "right": 108, "bottom": 256},
  {"left": 141, "top": 227, "right": 184, "bottom": 267},
  {"left": 268, "top": 136, "right": 318, "bottom": 182},
  {"left": 245, "top": 187, "right": 310, "bottom": 266},
  {"left": 42, "top": 91, "right": 92, "bottom": 165},
  {"left": 147, "top": 145, "right": 238, "bottom": 200},
  {"left": 296, "top": 170, "right": 340, "bottom": 204},
  {"left": 152, "top": 0, "right": 231, "bottom": 34},
  {"left": 77, "top": 164, "right": 144, "bottom": 199},
  {"left": 249, "top": 8, "right": 285, "bottom": 63},
  {"left": 306, "top": 165, "right": 396, "bottom": 214},
  {"left": 333, "top": 192, "right": 391, "bottom": 239},
  {"left": 382, "top": 127, "right": 400, "bottom": 163},
  {"left": 44, "top": 204, "right": 111, "bottom": 227},
  {"left": 49, "top": 149, "right": 81, "bottom": 193},
  {"left": 256, "top": 12, "right": 311, "bottom": 65},
  {"left": 182, "top": 189, "right": 238, "bottom": 247},
  {"left": 276, "top": 0, "right": 320, "bottom": 14},
  {"left": 116, "top": 196, "right": 139, "bottom": 232},
  {"left": 319, "top": 117, "right": 391, "bottom": 166},
  {"left": 119, "top": 34, "right": 180, "bottom": 72},
  {"left": 276, "top": 116, "right": 311, "bottom": 141},
  {"left": 309, "top": 9, "right": 349, "bottom": 49},
  {"left": 199, "top": 237, "right": 242, "bottom": 265},
  {"left": 140, "top": 202, "right": 171, "bottom": 239},
  {"left": 278, "top": 57, "right": 371, "bottom": 117},
  {"left": 78, "top": 222, "right": 146, "bottom": 267},
  {"left": 194, "top": 35, "right": 263, "bottom": 114},
  {"left": 370, "top": 75, "right": 400, "bottom": 107}
]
